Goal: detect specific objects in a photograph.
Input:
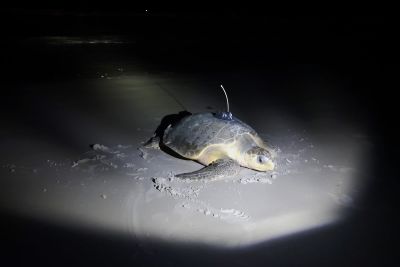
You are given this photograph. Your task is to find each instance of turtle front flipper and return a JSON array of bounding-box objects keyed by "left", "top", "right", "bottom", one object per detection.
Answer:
[{"left": 176, "top": 158, "right": 240, "bottom": 181}]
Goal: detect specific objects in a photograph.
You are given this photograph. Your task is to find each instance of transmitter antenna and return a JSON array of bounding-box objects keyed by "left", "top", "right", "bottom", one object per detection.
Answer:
[{"left": 220, "top": 84, "right": 230, "bottom": 113}]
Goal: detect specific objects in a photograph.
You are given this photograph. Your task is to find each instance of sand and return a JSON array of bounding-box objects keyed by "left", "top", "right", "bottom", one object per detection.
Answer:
[
  {"left": 0, "top": 72, "right": 368, "bottom": 247},
  {"left": 0, "top": 35, "right": 371, "bottom": 248}
]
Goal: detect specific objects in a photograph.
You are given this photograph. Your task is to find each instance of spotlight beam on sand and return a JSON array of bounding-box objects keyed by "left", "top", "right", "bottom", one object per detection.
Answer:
[{"left": 0, "top": 74, "right": 370, "bottom": 248}]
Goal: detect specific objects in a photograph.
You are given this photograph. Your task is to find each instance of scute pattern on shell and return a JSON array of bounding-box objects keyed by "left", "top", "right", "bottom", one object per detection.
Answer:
[{"left": 163, "top": 113, "right": 257, "bottom": 159}]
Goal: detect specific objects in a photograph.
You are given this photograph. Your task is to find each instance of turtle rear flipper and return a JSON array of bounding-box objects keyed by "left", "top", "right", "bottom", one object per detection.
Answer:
[
  {"left": 176, "top": 158, "right": 240, "bottom": 181},
  {"left": 143, "top": 135, "right": 160, "bottom": 149}
]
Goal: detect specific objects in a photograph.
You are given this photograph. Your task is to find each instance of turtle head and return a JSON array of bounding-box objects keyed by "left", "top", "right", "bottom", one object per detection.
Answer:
[{"left": 243, "top": 146, "right": 275, "bottom": 171}]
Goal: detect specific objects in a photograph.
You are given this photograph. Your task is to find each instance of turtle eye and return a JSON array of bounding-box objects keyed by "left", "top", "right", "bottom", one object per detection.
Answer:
[{"left": 257, "top": 155, "right": 268, "bottom": 164}]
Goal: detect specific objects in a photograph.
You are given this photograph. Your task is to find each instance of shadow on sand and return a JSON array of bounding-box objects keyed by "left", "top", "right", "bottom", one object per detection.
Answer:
[{"left": 144, "top": 110, "right": 192, "bottom": 160}]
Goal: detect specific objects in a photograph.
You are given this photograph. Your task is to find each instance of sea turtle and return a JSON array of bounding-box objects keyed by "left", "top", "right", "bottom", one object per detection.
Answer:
[{"left": 159, "top": 112, "right": 276, "bottom": 180}]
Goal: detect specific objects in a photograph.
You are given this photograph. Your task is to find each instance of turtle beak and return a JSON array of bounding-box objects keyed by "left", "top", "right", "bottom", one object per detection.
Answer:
[
  {"left": 266, "top": 160, "right": 275, "bottom": 171},
  {"left": 258, "top": 156, "right": 275, "bottom": 171}
]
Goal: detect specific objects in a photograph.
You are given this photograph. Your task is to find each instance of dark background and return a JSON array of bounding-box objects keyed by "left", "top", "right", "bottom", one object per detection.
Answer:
[{"left": 1, "top": 8, "right": 398, "bottom": 266}]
